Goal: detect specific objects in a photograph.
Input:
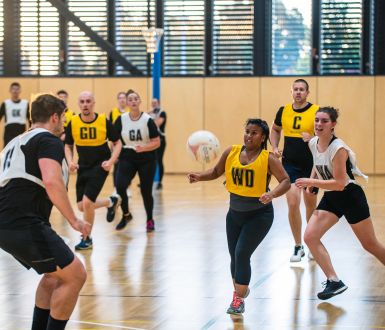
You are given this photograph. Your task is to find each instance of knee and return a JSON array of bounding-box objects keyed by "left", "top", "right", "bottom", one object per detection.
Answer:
[
  {"left": 77, "top": 202, "right": 83, "bottom": 212},
  {"left": 361, "top": 239, "right": 378, "bottom": 254},
  {"left": 82, "top": 197, "right": 94, "bottom": 211},
  {"left": 304, "top": 228, "right": 319, "bottom": 246},
  {"left": 235, "top": 249, "right": 250, "bottom": 265},
  {"left": 71, "top": 259, "right": 87, "bottom": 287},
  {"left": 287, "top": 199, "right": 300, "bottom": 210},
  {"left": 41, "top": 274, "right": 58, "bottom": 291}
]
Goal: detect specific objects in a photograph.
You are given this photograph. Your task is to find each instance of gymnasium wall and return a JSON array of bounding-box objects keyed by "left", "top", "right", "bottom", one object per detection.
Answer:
[{"left": 0, "top": 76, "right": 383, "bottom": 174}]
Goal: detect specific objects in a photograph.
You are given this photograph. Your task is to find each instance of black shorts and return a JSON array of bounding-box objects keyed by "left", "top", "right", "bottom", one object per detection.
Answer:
[
  {"left": 0, "top": 222, "right": 74, "bottom": 274},
  {"left": 316, "top": 183, "right": 370, "bottom": 224},
  {"left": 76, "top": 165, "right": 108, "bottom": 202},
  {"left": 282, "top": 160, "right": 313, "bottom": 183}
]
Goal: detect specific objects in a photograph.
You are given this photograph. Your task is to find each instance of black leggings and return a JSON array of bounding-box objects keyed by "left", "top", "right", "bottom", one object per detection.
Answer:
[
  {"left": 156, "top": 138, "right": 166, "bottom": 183},
  {"left": 226, "top": 204, "right": 274, "bottom": 285},
  {"left": 116, "top": 158, "right": 156, "bottom": 220}
]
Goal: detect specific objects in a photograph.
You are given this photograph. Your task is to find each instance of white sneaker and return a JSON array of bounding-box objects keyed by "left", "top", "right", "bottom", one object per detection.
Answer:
[
  {"left": 308, "top": 250, "right": 315, "bottom": 260},
  {"left": 290, "top": 245, "right": 305, "bottom": 262}
]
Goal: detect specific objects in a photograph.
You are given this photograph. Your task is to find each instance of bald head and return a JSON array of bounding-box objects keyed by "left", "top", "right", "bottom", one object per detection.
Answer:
[{"left": 78, "top": 91, "right": 95, "bottom": 117}]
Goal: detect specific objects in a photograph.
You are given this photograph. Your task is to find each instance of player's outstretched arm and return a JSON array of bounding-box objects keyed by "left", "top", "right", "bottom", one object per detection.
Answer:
[
  {"left": 39, "top": 158, "right": 90, "bottom": 237},
  {"left": 187, "top": 146, "right": 232, "bottom": 183}
]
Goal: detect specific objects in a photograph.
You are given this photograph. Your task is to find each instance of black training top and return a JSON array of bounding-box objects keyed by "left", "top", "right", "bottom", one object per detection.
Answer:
[{"left": 0, "top": 132, "right": 64, "bottom": 228}]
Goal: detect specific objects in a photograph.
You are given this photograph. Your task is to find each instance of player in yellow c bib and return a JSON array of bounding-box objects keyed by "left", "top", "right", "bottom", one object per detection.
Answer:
[
  {"left": 188, "top": 118, "right": 290, "bottom": 315},
  {"left": 270, "top": 79, "right": 320, "bottom": 263}
]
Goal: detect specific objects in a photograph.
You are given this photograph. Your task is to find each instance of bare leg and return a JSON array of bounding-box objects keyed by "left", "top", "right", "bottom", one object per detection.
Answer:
[
  {"left": 303, "top": 192, "right": 317, "bottom": 223},
  {"left": 82, "top": 196, "right": 95, "bottom": 231},
  {"left": 48, "top": 257, "right": 87, "bottom": 320},
  {"left": 351, "top": 217, "right": 385, "bottom": 265},
  {"left": 93, "top": 198, "right": 110, "bottom": 209},
  {"left": 304, "top": 210, "right": 339, "bottom": 279},
  {"left": 232, "top": 279, "right": 249, "bottom": 298},
  {"left": 286, "top": 184, "right": 302, "bottom": 245},
  {"left": 35, "top": 275, "right": 58, "bottom": 309}
]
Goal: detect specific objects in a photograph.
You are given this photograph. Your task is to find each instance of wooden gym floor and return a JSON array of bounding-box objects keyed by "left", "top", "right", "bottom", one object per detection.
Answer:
[{"left": 1, "top": 174, "right": 385, "bottom": 329}]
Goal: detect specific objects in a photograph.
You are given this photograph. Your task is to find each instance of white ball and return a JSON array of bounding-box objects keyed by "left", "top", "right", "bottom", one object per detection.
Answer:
[{"left": 186, "top": 130, "right": 220, "bottom": 164}]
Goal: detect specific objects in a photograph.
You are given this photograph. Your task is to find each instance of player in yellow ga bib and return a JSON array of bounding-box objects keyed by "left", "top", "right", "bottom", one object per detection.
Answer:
[{"left": 188, "top": 118, "right": 290, "bottom": 315}]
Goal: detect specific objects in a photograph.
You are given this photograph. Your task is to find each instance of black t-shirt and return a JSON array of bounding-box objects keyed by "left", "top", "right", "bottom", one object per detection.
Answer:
[
  {"left": 274, "top": 103, "right": 314, "bottom": 168},
  {"left": 114, "top": 114, "right": 159, "bottom": 161},
  {"left": 151, "top": 108, "right": 167, "bottom": 136},
  {"left": 0, "top": 132, "right": 64, "bottom": 228},
  {"left": 65, "top": 114, "right": 120, "bottom": 168}
]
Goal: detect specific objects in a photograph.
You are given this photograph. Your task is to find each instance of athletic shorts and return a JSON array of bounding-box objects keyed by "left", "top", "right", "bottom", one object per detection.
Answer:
[
  {"left": 0, "top": 221, "right": 74, "bottom": 274},
  {"left": 316, "top": 183, "right": 370, "bottom": 224},
  {"left": 282, "top": 160, "right": 313, "bottom": 183},
  {"left": 76, "top": 164, "right": 108, "bottom": 202}
]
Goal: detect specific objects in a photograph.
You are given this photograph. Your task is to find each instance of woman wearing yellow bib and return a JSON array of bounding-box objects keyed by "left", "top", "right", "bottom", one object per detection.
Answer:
[{"left": 188, "top": 119, "right": 290, "bottom": 315}]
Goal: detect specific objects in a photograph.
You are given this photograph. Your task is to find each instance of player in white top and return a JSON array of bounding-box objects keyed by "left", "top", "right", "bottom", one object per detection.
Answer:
[
  {"left": 295, "top": 107, "right": 385, "bottom": 300},
  {"left": 0, "top": 82, "right": 30, "bottom": 147}
]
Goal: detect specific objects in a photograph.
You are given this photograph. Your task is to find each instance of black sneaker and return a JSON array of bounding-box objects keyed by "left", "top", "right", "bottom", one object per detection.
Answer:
[
  {"left": 115, "top": 213, "right": 133, "bottom": 230},
  {"left": 317, "top": 280, "right": 348, "bottom": 300},
  {"left": 106, "top": 196, "right": 120, "bottom": 222}
]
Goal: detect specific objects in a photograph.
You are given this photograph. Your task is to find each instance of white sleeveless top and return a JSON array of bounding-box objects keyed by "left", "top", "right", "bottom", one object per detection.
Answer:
[
  {"left": 0, "top": 128, "right": 68, "bottom": 188},
  {"left": 4, "top": 99, "right": 29, "bottom": 125},
  {"left": 308, "top": 136, "right": 368, "bottom": 190},
  {"left": 120, "top": 112, "right": 152, "bottom": 149}
]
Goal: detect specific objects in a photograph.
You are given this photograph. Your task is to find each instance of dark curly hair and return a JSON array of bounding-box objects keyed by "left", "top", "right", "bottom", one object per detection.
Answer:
[{"left": 245, "top": 118, "right": 270, "bottom": 150}]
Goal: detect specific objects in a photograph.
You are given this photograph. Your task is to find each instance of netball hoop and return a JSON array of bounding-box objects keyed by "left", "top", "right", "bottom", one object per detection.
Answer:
[{"left": 142, "top": 28, "right": 164, "bottom": 54}]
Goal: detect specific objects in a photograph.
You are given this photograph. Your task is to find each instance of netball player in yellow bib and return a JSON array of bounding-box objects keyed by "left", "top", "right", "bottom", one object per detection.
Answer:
[
  {"left": 65, "top": 91, "right": 122, "bottom": 250},
  {"left": 57, "top": 90, "right": 75, "bottom": 142},
  {"left": 188, "top": 119, "right": 290, "bottom": 315},
  {"left": 270, "top": 79, "right": 319, "bottom": 262}
]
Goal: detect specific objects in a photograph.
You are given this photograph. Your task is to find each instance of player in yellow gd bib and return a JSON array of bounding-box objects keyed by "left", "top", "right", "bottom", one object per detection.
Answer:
[
  {"left": 270, "top": 79, "right": 319, "bottom": 263},
  {"left": 188, "top": 119, "right": 290, "bottom": 315}
]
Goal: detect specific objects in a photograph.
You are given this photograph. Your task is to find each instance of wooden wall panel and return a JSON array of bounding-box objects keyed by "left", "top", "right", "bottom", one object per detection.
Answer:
[
  {"left": 93, "top": 78, "right": 149, "bottom": 115},
  {"left": 204, "top": 77, "right": 260, "bottom": 151},
  {"left": 161, "top": 78, "right": 204, "bottom": 173},
  {"left": 317, "top": 76, "right": 375, "bottom": 173},
  {"left": 38, "top": 78, "right": 93, "bottom": 114},
  {"left": 375, "top": 77, "right": 385, "bottom": 173},
  {"left": 0, "top": 77, "right": 382, "bottom": 174}
]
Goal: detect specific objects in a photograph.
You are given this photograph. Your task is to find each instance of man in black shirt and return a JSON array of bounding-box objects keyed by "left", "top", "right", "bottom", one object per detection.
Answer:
[
  {"left": 65, "top": 91, "right": 121, "bottom": 250},
  {"left": 0, "top": 94, "right": 90, "bottom": 330}
]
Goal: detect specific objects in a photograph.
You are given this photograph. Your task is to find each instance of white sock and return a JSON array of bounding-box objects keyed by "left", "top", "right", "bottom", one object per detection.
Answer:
[
  {"left": 328, "top": 276, "right": 340, "bottom": 282},
  {"left": 108, "top": 197, "right": 113, "bottom": 207}
]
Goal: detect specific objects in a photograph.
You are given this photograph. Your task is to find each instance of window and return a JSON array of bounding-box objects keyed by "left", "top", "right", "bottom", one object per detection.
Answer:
[
  {"left": 67, "top": 0, "right": 108, "bottom": 75},
  {"left": 320, "top": 0, "right": 363, "bottom": 74},
  {"left": 115, "top": 0, "right": 156, "bottom": 75},
  {"left": 163, "top": 0, "right": 205, "bottom": 75},
  {"left": 212, "top": 0, "right": 254, "bottom": 75},
  {"left": 20, "top": 0, "right": 60, "bottom": 75},
  {"left": 271, "top": 0, "right": 312, "bottom": 75}
]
